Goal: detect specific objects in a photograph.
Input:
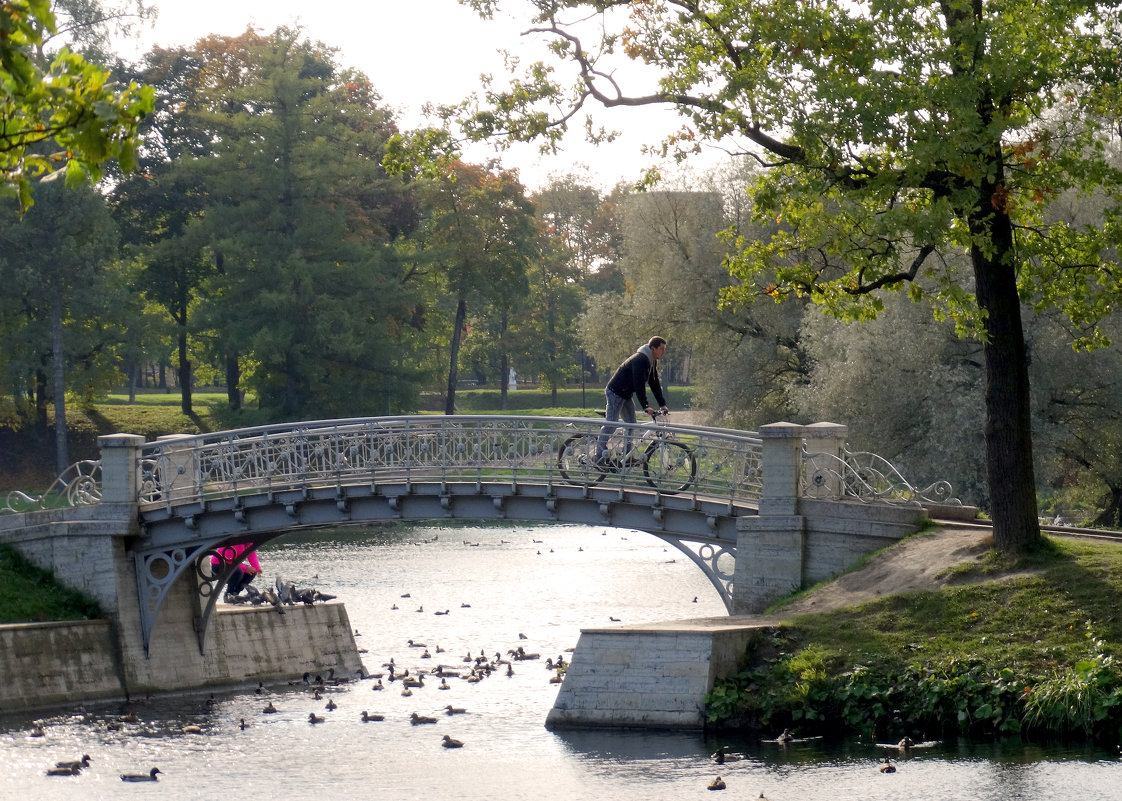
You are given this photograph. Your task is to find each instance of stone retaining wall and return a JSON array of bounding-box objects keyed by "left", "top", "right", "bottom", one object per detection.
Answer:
[
  {"left": 0, "top": 620, "right": 124, "bottom": 713},
  {"left": 545, "top": 620, "right": 772, "bottom": 730},
  {"left": 0, "top": 602, "right": 364, "bottom": 713}
]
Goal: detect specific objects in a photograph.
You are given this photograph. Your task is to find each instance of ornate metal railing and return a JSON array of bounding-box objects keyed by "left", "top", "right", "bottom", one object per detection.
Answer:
[
  {"left": 801, "top": 445, "right": 959, "bottom": 507},
  {"left": 1, "top": 460, "right": 102, "bottom": 514},
  {"left": 137, "top": 415, "right": 765, "bottom": 510}
]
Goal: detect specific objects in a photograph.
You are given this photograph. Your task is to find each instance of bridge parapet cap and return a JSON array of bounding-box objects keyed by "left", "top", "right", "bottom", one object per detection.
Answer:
[
  {"left": 756, "top": 422, "right": 806, "bottom": 439},
  {"left": 98, "top": 433, "right": 147, "bottom": 448},
  {"left": 804, "top": 422, "right": 848, "bottom": 439}
]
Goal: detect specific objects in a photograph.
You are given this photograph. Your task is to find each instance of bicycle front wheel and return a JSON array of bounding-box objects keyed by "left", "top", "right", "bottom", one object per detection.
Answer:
[
  {"left": 558, "top": 433, "right": 605, "bottom": 487},
  {"left": 643, "top": 439, "right": 696, "bottom": 493}
]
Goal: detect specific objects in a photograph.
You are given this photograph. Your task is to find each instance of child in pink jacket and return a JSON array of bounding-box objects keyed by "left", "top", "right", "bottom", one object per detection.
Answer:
[{"left": 212, "top": 543, "right": 261, "bottom": 596}]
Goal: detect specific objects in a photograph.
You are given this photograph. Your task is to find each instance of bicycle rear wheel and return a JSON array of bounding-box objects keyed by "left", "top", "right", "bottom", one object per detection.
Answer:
[
  {"left": 643, "top": 439, "right": 696, "bottom": 493},
  {"left": 558, "top": 433, "right": 606, "bottom": 486}
]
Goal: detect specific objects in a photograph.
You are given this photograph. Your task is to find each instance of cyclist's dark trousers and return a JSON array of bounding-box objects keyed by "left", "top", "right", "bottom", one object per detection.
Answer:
[{"left": 597, "top": 388, "right": 636, "bottom": 460}]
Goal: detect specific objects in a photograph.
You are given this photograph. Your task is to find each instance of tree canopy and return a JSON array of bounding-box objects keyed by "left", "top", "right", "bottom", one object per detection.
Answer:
[
  {"left": 450, "top": 0, "right": 1122, "bottom": 552},
  {"left": 1, "top": 0, "right": 152, "bottom": 210}
]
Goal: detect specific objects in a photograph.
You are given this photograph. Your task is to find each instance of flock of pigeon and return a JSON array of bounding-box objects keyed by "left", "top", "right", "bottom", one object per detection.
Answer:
[{"left": 223, "top": 576, "right": 337, "bottom": 612}]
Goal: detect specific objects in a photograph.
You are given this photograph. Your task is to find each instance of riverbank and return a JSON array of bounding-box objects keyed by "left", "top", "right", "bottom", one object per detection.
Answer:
[{"left": 705, "top": 525, "right": 1122, "bottom": 744}]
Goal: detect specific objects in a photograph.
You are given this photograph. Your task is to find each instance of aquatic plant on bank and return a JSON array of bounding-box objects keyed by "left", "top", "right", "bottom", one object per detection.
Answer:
[{"left": 705, "top": 622, "right": 1122, "bottom": 743}]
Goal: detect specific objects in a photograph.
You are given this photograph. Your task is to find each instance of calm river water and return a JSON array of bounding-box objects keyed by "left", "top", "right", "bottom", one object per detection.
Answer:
[{"left": 2, "top": 522, "right": 1121, "bottom": 801}]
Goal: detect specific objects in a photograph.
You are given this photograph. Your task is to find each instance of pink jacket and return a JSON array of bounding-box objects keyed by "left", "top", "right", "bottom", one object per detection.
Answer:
[{"left": 211, "top": 543, "right": 261, "bottom": 574}]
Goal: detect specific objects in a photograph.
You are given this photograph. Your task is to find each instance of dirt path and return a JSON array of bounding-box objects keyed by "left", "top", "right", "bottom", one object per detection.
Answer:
[{"left": 739, "top": 524, "right": 1025, "bottom": 622}]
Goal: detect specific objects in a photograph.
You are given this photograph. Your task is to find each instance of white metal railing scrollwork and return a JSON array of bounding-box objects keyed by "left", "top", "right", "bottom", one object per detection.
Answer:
[
  {"left": 136, "top": 415, "right": 764, "bottom": 510},
  {"left": 1, "top": 460, "right": 102, "bottom": 514},
  {"left": 801, "top": 445, "right": 960, "bottom": 507}
]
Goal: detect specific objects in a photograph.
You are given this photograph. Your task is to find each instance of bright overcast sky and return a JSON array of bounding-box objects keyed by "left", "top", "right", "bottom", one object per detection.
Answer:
[{"left": 132, "top": 0, "right": 714, "bottom": 191}]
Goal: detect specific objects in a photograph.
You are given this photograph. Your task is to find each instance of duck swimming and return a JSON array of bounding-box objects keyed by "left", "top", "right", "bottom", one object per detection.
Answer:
[
  {"left": 55, "top": 755, "right": 91, "bottom": 771},
  {"left": 263, "top": 702, "right": 278, "bottom": 713},
  {"left": 711, "top": 746, "right": 743, "bottom": 764},
  {"left": 46, "top": 766, "right": 81, "bottom": 777},
  {"left": 308, "top": 712, "right": 325, "bottom": 724},
  {"left": 879, "top": 757, "right": 897, "bottom": 773},
  {"left": 361, "top": 711, "right": 384, "bottom": 722},
  {"left": 445, "top": 705, "right": 467, "bottom": 715},
  {"left": 121, "top": 767, "right": 162, "bottom": 782},
  {"left": 325, "top": 698, "right": 338, "bottom": 711},
  {"left": 411, "top": 712, "right": 438, "bottom": 725},
  {"left": 441, "top": 735, "right": 464, "bottom": 748},
  {"left": 707, "top": 775, "right": 726, "bottom": 791}
]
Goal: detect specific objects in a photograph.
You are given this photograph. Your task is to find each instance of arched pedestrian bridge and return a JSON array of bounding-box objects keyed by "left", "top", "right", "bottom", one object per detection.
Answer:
[
  {"left": 134, "top": 415, "right": 764, "bottom": 650},
  {"left": 4, "top": 415, "right": 963, "bottom": 660}
]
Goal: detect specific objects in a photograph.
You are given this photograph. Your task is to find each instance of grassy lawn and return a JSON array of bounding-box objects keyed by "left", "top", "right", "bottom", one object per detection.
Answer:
[
  {"left": 0, "top": 545, "right": 102, "bottom": 623},
  {"left": 706, "top": 534, "right": 1122, "bottom": 742}
]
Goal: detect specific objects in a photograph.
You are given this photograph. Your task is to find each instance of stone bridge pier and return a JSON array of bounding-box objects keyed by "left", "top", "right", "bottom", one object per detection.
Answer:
[{"left": 733, "top": 422, "right": 929, "bottom": 614}]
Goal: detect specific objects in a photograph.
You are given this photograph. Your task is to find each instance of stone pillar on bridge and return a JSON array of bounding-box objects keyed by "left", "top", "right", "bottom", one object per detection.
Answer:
[
  {"left": 93, "top": 433, "right": 146, "bottom": 624},
  {"left": 733, "top": 423, "right": 815, "bottom": 614},
  {"left": 98, "top": 434, "right": 146, "bottom": 506}
]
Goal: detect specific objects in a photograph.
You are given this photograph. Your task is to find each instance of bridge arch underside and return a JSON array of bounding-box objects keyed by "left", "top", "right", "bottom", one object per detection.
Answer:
[{"left": 134, "top": 480, "right": 753, "bottom": 655}]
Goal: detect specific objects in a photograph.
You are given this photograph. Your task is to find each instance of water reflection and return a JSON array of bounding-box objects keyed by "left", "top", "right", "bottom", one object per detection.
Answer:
[{"left": 1, "top": 523, "right": 1120, "bottom": 800}]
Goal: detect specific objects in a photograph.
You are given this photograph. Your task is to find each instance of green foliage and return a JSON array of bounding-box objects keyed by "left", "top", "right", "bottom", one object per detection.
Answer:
[
  {"left": 0, "top": 544, "right": 101, "bottom": 622},
  {"left": 1023, "top": 623, "right": 1122, "bottom": 738},
  {"left": 0, "top": 0, "right": 153, "bottom": 211}
]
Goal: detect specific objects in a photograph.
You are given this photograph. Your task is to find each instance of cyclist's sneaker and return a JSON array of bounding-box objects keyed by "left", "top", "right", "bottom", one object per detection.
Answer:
[{"left": 594, "top": 454, "right": 620, "bottom": 472}]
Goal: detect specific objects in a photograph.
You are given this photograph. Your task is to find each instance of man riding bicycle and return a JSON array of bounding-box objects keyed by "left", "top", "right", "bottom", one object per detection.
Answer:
[{"left": 596, "top": 336, "right": 669, "bottom": 466}]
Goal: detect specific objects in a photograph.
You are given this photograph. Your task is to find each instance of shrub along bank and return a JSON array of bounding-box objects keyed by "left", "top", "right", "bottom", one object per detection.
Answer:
[{"left": 704, "top": 536, "right": 1122, "bottom": 744}]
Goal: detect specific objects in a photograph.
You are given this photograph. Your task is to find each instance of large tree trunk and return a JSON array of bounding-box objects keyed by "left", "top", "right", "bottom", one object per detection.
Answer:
[
  {"left": 499, "top": 308, "right": 510, "bottom": 412},
  {"left": 971, "top": 204, "right": 1041, "bottom": 553},
  {"left": 285, "top": 350, "right": 300, "bottom": 417},
  {"left": 177, "top": 319, "right": 192, "bottom": 415},
  {"left": 445, "top": 298, "right": 467, "bottom": 415},
  {"left": 50, "top": 293, "right": 69, "bottom": 473},
  {"left": 226, "top": 352, "right": 242, "bottom": 410},
  {"left": 34, "top": 369, "right": 48, "bottom": 430}
]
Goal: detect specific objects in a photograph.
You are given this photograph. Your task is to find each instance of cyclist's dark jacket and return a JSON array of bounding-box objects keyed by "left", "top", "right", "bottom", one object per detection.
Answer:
[{"left": 606, "top": 345, "right": 667, "bottom": 411}]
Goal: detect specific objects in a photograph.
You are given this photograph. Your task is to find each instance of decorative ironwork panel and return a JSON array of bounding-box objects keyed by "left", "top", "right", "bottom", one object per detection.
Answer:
[
  {"left": 802, "top": 445, "right": 960, "bottom": 507},
  {"left": 2, "top": 460, "right": 102, "bottom": 513},
  {"left": 134, "top": 416, "right": 766, "bottom": 511}
]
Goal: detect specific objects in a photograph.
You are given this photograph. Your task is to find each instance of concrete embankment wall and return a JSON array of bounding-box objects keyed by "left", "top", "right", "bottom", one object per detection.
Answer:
[
  {"left": 546, "top": 620, "right": 772, "bottom": 730},
  {"left": 0, "top": 603, "right": 362, "bottom": 714},
  {"left": 0, "top": 620, "right": 124, "bottom": 712}
]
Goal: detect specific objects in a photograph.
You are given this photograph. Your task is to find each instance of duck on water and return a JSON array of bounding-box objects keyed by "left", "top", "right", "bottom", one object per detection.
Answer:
[{"left": 121, "top": 767, "right": 162, "bottom": 782}]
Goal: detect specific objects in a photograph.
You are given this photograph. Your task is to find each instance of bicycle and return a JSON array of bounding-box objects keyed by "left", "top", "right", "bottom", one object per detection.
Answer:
[{"left": 557, "top": 411, "right": 698, "bottom": 493}]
